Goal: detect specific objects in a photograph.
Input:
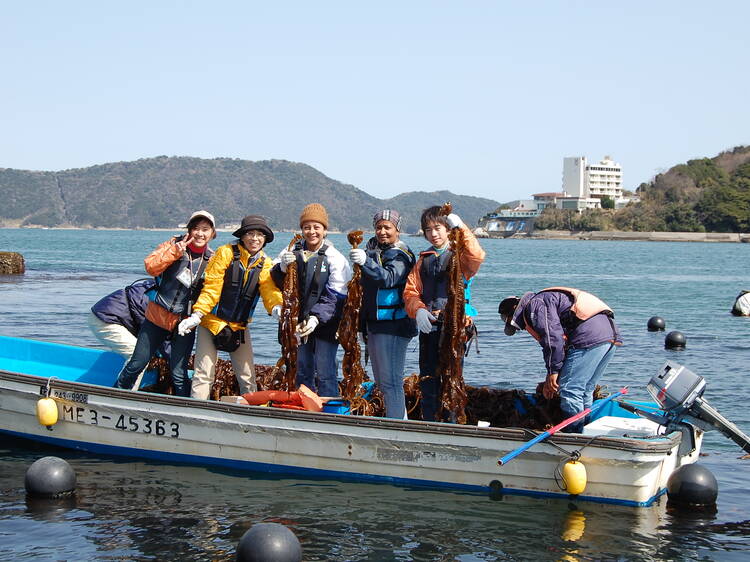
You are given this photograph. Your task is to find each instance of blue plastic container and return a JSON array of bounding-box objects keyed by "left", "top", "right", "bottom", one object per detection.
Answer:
[
  {"left": 589, "top": 398, "right": 661, "bottom": 421},
  {"left": 323, "top": 400, "right": 351, "bottom": 415}
]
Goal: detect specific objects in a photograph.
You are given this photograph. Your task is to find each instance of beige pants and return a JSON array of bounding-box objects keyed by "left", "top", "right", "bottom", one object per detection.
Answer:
[
  {"left": 190, "top": 325, "right": 257, "bottom": 400},
  {"left": 87, "top": 312, "right": 137, "bottom": 358}
]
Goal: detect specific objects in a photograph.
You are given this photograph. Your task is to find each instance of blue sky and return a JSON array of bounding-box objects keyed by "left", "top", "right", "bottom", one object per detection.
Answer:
[{"left": 2, "top": 1, "right": 748, "bottom": 203}]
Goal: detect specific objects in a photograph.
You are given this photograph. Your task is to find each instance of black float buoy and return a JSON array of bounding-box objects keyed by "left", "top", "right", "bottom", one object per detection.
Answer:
[
  {"left": 488, "top": 479, "right": 504, "bottom": 501},
  {"left": 24, "top": 456, "right": 76, "bottom": 498},
  {"left": 236, "top": 522, "right": 302, "bottom": 562},
  {"left": 647, "top": 316, "right": 666, "bottom": 331},
  {"left": 667, "top": 464, "right": 718, "bottom": 508},
  {"left": 665, "top": 330, "right": 686, "bottom": 350}
]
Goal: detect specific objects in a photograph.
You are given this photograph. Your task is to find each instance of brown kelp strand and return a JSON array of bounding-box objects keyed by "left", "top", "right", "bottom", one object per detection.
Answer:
[
  {"left": 338, "top": 229, "right": 368, "bottom": 400},
  {"left": 436, "top": 202, "right": 469, "bottom": 424},
  {"left": 270, "top": 234, "right": 303, "bottom": 390}
]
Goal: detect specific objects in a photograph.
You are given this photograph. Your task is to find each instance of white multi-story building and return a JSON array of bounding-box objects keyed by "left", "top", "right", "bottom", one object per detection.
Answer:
[{"left": 562, "top": 155, "right": 623, "bottom": 203}]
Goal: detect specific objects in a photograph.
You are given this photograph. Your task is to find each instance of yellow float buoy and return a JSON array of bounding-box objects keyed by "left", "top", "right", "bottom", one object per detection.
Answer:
[
  {"left": 36, "top": 397, "right": 58, "bottom": 428},
  {"left": 562, "top": 460, "right": 587, "bottom": 495}
]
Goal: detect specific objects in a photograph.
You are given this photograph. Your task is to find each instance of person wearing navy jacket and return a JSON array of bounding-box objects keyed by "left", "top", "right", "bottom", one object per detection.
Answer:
[
  {"left": 350, "top": 210, "right": 417, "bottom": 419},
  {"left": 89, "top": 279, "right": 168, "bottom": 358},
  {"left": 499, "top": 288, "right": 622, "bottom": 432}
]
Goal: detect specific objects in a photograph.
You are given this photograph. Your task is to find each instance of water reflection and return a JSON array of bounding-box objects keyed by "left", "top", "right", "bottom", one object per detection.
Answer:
[
  {"left": 1, "top": 440, "right": 750, "bottom": 560},
  {"left": 24, "top": 494, "right": 78, "bottom": 520}
]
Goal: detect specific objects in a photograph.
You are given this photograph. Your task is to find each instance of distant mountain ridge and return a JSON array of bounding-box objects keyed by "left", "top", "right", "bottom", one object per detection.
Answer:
[{"left": 0, "top": 156, "right": 500, "bottom": 233}]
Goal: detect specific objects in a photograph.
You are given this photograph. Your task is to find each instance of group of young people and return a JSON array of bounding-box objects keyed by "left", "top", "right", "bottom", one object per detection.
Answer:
[
  {"left": 90, "top": 203, "right": 485, "bottom": 422},
  {"left": 90, "top": 201, "right": 621, "bottom": 431}
]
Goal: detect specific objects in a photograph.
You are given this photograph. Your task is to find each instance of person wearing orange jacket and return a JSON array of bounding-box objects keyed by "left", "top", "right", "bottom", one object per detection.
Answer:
[
  {"left": 178, "top": 215, "right": 283, "bottom": 400},
  {"left": 114, "top": 210, "right": 216, "bottom": 396},
  {"left": 403, "top": 206, "right": 485, "bottom": 421}
]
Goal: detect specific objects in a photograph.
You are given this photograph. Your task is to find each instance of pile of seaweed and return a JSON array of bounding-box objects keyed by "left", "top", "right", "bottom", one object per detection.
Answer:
[{"left": 142, "top": 357, "right": 604, "bottom": 431}]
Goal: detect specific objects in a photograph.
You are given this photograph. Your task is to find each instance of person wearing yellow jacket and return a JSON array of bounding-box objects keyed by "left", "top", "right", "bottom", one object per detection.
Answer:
[{"left": 178, "top": 215, "right": 282, "bottom": 399}]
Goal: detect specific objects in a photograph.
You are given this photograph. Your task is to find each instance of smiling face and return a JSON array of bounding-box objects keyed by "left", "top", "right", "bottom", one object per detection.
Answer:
[
  {"left": 301, "top": 221, "right": 327, "bottom": 251},
  {"left": 240, "top": 230, "right": 266, "bottom": 255},
  {"left": 188, "top": 219, "right": 214, "bottom": 249},
  {"left": 423, "top": 221, "right": 448, "bottom": 248},
  {"left": 375, "top": 220, "right": 399, "bottom": 245}
]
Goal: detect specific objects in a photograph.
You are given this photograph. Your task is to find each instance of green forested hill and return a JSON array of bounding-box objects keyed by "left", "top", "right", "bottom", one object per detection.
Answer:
[
  {"left": 0, "top": 157, "right": 499, "bottom": 233},
  {"left": 533, "top": 146, "right": 750, "bottom": 232}
]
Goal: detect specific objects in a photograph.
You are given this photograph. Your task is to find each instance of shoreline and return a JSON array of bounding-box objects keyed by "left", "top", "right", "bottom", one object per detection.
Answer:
[
  {"left": 2, "top": 225, "right": 749, "bottom": 243},
  {"left": 507, "top": 230, "right": 750, "bottom": 243}
]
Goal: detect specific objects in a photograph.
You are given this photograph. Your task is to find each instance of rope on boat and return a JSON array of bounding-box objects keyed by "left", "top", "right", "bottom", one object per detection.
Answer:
[{"left": 44, "top": 376, "right": 57, "bottom": 397}]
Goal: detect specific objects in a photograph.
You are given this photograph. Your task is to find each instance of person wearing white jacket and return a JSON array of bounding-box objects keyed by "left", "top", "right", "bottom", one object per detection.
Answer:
[{"left": 270, "top": 203, "right": 352, "bottom": 397}]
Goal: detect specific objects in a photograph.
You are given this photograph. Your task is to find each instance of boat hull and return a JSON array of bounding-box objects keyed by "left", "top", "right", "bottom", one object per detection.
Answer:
[{"left": 0, "top": 336, "right": 701, "bottom": 507}]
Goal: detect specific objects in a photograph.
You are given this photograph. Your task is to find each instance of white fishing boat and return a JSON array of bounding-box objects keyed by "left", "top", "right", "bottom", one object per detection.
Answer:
[{"left": 0, "top": 335, "right": 708, "bottom": 507}]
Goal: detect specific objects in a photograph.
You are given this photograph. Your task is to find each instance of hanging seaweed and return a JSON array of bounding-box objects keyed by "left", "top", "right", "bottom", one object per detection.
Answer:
[
  {"left": 436, "top": 202, "right": 469, "bottom": 424},
  {"left": 338, "top": 230, "right": 368, "bottom": 400},
  {"left": 269, "top": 234, "right": 303, "bottom": 390}
]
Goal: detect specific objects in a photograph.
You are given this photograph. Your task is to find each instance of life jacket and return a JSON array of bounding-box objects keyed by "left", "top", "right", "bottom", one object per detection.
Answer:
[
  {"left": 296, "top": 241, "right": 330, "bottom": 319},
  {"left": 212, "top": 245, "right": 266, "bottom": 325},
  {"left": 523, "top": 287, "right": 614, "bottom": 344},
  {"left": 241, "top": 384, "right": 323, "bottom": 412},
  {"left": 151, "top": 240, "right": 210, "bottom": 316},
  {"left": 419, "top": 248, "right": 476, "bottom": 316},
  {"left": 539, "top": 286, "right": 614, "bottom": 320},
  {"left": 366, "top": 240, "right": 414, "bottom": 321}
]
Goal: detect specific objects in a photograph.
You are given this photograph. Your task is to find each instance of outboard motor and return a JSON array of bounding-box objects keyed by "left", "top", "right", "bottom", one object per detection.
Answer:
[{"left": 643, "top": 361, "right": 750, "bottom": 454}]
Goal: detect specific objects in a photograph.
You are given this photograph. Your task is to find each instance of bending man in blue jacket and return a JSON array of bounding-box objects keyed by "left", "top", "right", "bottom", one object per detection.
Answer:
[
  {"left": 498, "top": 287, "right": 622, "bottom": 432},
  {"left": 89, "top": 279, "right": 170, "bottom": 362}
]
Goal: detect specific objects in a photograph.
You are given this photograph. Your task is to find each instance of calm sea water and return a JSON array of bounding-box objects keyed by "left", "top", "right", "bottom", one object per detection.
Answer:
[{"left": 1, "top": 228, "right": 750, "bottom": 560}]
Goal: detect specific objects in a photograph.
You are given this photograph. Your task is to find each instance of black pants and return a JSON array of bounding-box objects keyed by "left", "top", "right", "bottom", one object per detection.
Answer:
[{"left": 418, "top": 329, "right": 442, "bottom": 421}]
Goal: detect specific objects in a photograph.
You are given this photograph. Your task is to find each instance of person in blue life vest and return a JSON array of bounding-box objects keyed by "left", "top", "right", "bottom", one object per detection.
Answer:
[
  {"left": 349, "top": 210, "right": 417, "bottom": 419},
  {"left": 178, "top": 215, "right": 283, "bottom": 400},
  {"left": 270, "top": 203, "right": 352, "bottom": 397},
  {"left": 403, "top": 206, "right": 486, "bottom": 422},
  {"left": 114, "top": 210, "right": 216, "bottom": 396},
  {"left": 499, "top": 288, "right": 623, "bottom": 432}
]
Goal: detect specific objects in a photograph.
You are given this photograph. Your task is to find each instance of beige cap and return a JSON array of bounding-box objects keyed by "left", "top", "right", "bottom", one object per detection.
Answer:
[{"left": 188, "top": 210, "right": 216, "bottom": 229}]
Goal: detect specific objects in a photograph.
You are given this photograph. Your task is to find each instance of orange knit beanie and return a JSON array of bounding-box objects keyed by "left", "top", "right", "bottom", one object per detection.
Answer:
[{"left": 299, "top": 203, "right": 329, "bottom": 229}]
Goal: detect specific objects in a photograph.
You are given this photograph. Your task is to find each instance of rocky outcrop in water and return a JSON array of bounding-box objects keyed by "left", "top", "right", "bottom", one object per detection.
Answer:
[{"left": 0, "top": 252, "right": 25, "bottom": 274}]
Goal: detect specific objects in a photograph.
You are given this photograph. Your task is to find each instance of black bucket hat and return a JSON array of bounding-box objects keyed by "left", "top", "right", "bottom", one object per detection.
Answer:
[{"left": 232, "top": 215, "right": 274, "bottom": 244}]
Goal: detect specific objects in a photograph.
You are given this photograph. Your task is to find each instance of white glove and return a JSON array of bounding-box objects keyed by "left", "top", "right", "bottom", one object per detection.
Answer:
[
  {"left": 177, "top": 311, "right": 203, "bottom": 336},
  {"left": 446, "top": 213, "right": 463, "bottom": 229},
  {"left": 279, "top": 250, "right": 296, "bottom": 272},
  {"left": 271, "top": 305, "right": 282, "bottom": 322},
  {"left": 416, "top": 308, "right": 437, "bottom": 334},
  {"left": 296, "top": 315, "right": 320, "bottom": 338},
  {"left": 349, "top": 248, "right": 366, "bottom": 266}
]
